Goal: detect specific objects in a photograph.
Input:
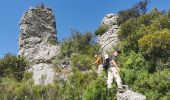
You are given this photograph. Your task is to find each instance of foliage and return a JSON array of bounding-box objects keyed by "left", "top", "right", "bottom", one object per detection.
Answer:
[
  {"left": 118, "top": 50, "right": 170, "bottom": 99},
  {"left": 83, "top": 77, "right": 107, "bottom": 100},
  {"left": 118, "top": 18, "right": 140, "bottom": 41},
  {"left": 83, "top": 76, "right": 117, "bottom": 100},
  {"left": 95, "top": 24, "right": 109, "bottom": 36},
  {"left": 60, "top": 31, "right": 97, "bottom": 57},
  {"left": 118, "top": 51, "right": 149, "bottom": 85},
  {"left": 116, "top": 5, "right": 170, "bottom": 99},
  {"left": 1, "top": 1, "right": 170, "bottom": 99},
  {"left": 0, "top": 68, "right": 98, "bottom": 99},
  {"left": 117, "top": 0, "right": 150, "bottom": 25},
  {"left": 71, "top": 54, "right": 94, "bottom": 71},
  {"left": 119, "top": 51, "right": 148, "bottom": 70},
  {"left": 0, "top": 54, "right": 29, "bottom": 81},
  {"left": 118, "top": 8, "right": 170, "bottom": 52},
  {"left": 54, "top": 30, "right": 99, "bottom": 72},
  {"left": 47, "top": 36, "right": 57, "bottom": 45},
  {"left": 0, "top": 77, "right": 58, "bottom": 100},
  {"left": 139, "top": 29, "right": 170, "bottom": 59},
  {"left": 55, "top": 68, "right": 98, "bottom": 100}
]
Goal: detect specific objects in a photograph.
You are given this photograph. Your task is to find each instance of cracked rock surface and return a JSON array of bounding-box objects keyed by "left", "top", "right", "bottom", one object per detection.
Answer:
[
  {"left": 98, "top": 13, "right": 119, "bottom": 54},
  {"left": 18, "top": 6, "right": 60, "bottom": 85}
]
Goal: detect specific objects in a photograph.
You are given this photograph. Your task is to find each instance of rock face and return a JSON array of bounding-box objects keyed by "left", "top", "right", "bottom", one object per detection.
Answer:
[
  {"left": 117, "top": 90, "right": 146, "bottom": 100},
  {"left": 98, "top": 13, "right": 119, "bottom": 54},
  {"left": 18, "top": 6, "right": 60, "bottom": 85}
]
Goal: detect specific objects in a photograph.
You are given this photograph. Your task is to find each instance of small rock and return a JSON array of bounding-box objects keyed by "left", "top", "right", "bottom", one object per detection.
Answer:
[{"left": 117, "top": 89, "right": 146, "bottom": 100}]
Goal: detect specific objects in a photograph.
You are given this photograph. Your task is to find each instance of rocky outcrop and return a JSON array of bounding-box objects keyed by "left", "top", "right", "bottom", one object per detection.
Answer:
[
  {"left": 116, "top": 85, "right": 146, "bottom": 100},
  {"left": 98, "top": 13, "right": 119, "bottom": 54},
  {"left": 117, "top": 90, "right": 146, "bottom": 100},
  {"left": 18, "top": 6, "right": 60, "bottom": 85}
]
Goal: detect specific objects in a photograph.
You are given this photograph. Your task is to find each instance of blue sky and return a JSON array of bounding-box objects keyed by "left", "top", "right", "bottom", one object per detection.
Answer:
[{"left": 0, "top": 0, "right": 170, "bottom": 58}]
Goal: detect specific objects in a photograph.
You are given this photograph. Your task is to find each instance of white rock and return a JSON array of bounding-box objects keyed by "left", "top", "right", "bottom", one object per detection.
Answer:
[
  {"left": 18, "top": 6, "right": 60, "bottom": 85},
  {"left": 117, "top": 90, "right": 146, "bottom": 100},
  {"left": 29, "top": 63, "right": 55, "bottom": 85},
  {"left": 98, "top": 13, "right": 119, "bottom": 54},
  {"left": 101, "top": 13, "right": 118, "bottom": 26}
]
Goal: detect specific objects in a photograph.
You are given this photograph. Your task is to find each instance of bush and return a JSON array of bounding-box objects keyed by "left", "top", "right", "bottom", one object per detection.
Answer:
[
  {"left": 118, "top": 51, "right": 148, "bottom": 70},
  {"left": 117, "top": 0, "right": 150, "bottom": 25},
  {"left": 83, "top": 77, "right": 107, "bottom": 100},
  {"left": 83, "top": 76, "right": 116, "bottom": 100},
  {"left": 61, "top": 31, "right": 94, "bottom": 57},
  {"left": 0, "top": 77, "right": 58, "bottom": 99},
  {"left": 143, "top": 69, "right": 170, "bottom": 99},
  {"left": 117, "top": 7, "right": 140, "bottom": 25},
  {"left": 139, "top": 29, "right": 170, "bottom": 59},
  {"left": 56, "top": 68, "right": 97, "bottom": 100},
  {"left": 95, "top": 24, "right": 109, "bottom": 36},
  {"left": 118, "top": 9, "right": 169, "bottom": 52},
  {"left": 118, "top": 51, "right": 170, "bottom": 99},
  {"left": 0, "top": 54, "right": 29, "bottom": 81},
  {"left": 138, "top": 8, "right": 161, "bottom": 26},
  {"left": 47, "top": 36, "right": 57, "bottom": 45},
  {"left": 118, "top": 51, "right": 149, "bottom": 87},
  {"left": 118, "top": 18, "right": 140, "bottom": 41},
  {"left": 71, "top": 54, "right": 94, "bottom": 71}
]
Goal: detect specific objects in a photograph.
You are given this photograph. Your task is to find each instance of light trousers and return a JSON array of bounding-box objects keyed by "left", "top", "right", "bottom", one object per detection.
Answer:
[{"left": 107, "top": 67, "right": 122, "bottom": 89}]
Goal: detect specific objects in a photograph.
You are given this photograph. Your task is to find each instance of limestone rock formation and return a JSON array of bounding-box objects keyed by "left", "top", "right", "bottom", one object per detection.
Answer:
[
  {"left": 98, "top": 13, "right": 119, "bottom": 54},
  {"left": 116, "top": 85, "right": 146, "bottom": 100},
  {"left": 18, "top": 6, "right": 60, "bottom": 85},
  {"left": 117, "top": 90, "right": 146, "bottom": 100}
]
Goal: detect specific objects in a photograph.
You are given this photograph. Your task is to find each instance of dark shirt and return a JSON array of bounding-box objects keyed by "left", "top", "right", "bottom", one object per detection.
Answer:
[{"left": 109, "top": 55, "right": 117, "bottom": 67}]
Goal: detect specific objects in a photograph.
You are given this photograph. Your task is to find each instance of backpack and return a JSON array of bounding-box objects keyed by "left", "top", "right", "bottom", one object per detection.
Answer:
[{"left": 103, "top": 54, "right": 110, "bottom": 69}]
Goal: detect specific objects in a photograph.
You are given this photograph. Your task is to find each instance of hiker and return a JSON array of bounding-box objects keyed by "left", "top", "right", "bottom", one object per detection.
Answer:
[
  {"left": 106, "top": 50, "right": 123, "bottom": 89},
  {"left": 93, "top": 55, "right": 103, "bottom": 75}
]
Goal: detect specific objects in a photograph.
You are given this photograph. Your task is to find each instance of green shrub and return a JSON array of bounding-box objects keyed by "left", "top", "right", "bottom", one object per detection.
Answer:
[
  {"left": 95, "top": 24, "right": 109, "bottom": 36},
  {"left": 118, "top": 51, "right": 149, "bottom": 88},
  {"left": 118, "top": 51, "right": 170, "bottom": 99},
  {"left": 61, "top": 31, "right": 94, "bottom": 57},
  {"left": 83, "top": 76, "right": 116, "bottom": 100},
  {"left": 161, "top": 92, "right": 170, "bottom": 100},
  {"left": 117, "top": 8, "right": 140, "bottom": 25},
  {"left": 0, "top": 54, "right": 29, "bottom": 81},
  {"left": 83, "top": 77, "right": 107, "bottom": 100},
  {"left": 118, "top": 51, "right": 149, "bottom": 70},
  {"left": 139, "top": 29, "right": 170, "bottom": 59},
  {"left": 117, "top": 9, "right": 170, "bottom": 52},
  {"left": 0, "top": 77, "right": 58, "bottom": 99},
  {"left": 138, "top": 8, "right": 162, "bottom": 26},
  {"left": 117, "top": 0, "right": 150, "bottom": 25},
  {"left": 47, "top": 36, "right": 57, "bottom": 45},
  {"left": 118, "top": 18, "right": 140, "bottom": 41},
  {"left": 71, "top": 54, "right": 94, "bottom": 71},
  {"left": 56, "top": 68, "right": 97, "bottom": 100}
]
